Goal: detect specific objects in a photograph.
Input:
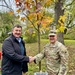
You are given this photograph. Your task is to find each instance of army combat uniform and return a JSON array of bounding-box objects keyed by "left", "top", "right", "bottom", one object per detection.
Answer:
[{"left": 34, "top": 41, "right": 69, "bottom": 75}]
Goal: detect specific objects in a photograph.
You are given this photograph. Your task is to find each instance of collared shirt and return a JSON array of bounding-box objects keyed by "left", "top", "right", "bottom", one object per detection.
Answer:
[{"left": 16, "top": 38, "right": 24, "bottom": 55}]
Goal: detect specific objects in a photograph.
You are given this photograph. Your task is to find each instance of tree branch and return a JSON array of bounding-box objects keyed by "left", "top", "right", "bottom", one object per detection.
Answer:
[
  {"left": 0, "top": 0, "right": 13, "bottom": 11},
  {"left": 0, "top": 5, "right": 13, "bottom": 11},
  {"left": 65, "top": 0, "right": 75, "bottom": 8},
  {"left": 22, "top": 12, "right": 38, "bottom": 31}
]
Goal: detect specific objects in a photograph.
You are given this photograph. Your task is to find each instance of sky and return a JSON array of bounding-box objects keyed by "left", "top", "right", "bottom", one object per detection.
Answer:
[
  {"left": 0, "top": 0, "right": 72, "bottom": 13},
  {"left": 0, "top": 0, "right": 27, "bottom": 25},
  {"left": 0, "top": 0, "right": 74, "bottom": 25},
  {"left": 0, "top": 0, "right": 16, "bottom": 12}
]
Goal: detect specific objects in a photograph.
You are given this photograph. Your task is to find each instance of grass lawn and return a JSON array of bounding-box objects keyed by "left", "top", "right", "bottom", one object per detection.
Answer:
[
  {"left": 24, "top": 39, "right": 75, "bottom": 75},
  {"left": 0, "top": 39, "right": 75, "bottom": 75}
]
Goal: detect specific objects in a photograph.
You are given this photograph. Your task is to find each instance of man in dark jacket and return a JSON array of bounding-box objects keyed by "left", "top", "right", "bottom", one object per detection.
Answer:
[{"left": 1, "top": 24, "right": 33, "bottom": 75}]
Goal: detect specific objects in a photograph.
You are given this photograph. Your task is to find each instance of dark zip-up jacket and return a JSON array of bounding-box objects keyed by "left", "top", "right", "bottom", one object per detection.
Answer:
[{"left": 1, "top": 34, "right": 29, "bottom": 75}]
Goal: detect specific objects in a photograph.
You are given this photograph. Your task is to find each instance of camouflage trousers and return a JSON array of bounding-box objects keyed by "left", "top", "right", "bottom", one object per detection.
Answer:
[{"left": 48, "top": 71, "right": 58, "bottom": 75}]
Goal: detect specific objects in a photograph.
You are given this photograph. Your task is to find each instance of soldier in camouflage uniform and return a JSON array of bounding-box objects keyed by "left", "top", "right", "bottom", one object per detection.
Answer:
[{"left": 34, "top": 30, "right": 69, "bottom": 75}]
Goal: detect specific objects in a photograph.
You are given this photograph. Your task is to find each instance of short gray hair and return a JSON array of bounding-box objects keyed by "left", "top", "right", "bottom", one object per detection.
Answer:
[{"left": 12, "top": 24, "right": 22, "bottom": 29}]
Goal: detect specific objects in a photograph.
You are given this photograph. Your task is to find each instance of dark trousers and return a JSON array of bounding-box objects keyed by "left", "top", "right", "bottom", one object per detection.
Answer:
[{"left": 2, "top": 74, "right": 5, "bottom": 75}]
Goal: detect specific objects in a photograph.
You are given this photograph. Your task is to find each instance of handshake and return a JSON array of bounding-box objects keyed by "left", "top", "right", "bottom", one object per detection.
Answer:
[{"left": 29, "top": 56, "right": 36, "bottom": 63}]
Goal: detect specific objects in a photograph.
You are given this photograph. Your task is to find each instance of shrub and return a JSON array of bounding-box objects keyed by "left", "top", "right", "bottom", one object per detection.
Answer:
[
  {"left": 64, "top": 28, "right": 75, "bottom": 40},
  {"left": 25, "top": 30, "right": 37, "bottom": 43}
]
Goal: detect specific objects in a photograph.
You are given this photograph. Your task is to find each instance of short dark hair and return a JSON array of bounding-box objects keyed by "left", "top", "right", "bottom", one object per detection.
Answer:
[{"left": 12, "top": 24, "right": 22, "bottom": 29}]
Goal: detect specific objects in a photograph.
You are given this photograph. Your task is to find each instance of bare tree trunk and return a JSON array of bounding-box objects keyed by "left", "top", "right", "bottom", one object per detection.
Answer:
[
  {"left": 57, "top": 32, "right": 64, "bottom": 44},
  {"left": 37, "top": 24, "right": 41, "bottom": 71},
  {"left": 35, "top": 0, "right": 41, "bottom": 71},
  {"left": 55, "top": 0, "right": 65, "bottom": 44}
]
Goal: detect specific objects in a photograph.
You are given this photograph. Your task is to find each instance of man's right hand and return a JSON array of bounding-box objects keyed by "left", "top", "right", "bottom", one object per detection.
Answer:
[{"left": 29, "top": 56, "right": 35, "bottom": 63}]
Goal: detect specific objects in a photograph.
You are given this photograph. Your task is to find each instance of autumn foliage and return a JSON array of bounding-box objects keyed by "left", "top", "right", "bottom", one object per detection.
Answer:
[
  {"left": 5, "top": 0, "right": 66, "bottom": 33},
  {"left": 14, "top": 0, "right": 54, "bottom": 32}
]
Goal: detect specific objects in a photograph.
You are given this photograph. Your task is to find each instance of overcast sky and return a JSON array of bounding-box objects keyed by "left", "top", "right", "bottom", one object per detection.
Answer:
[{"left": 0, "top": 0, "right": 16, "bottom": 12}]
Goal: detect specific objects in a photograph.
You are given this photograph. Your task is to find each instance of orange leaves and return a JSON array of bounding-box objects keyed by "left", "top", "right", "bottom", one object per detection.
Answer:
[
  {"left": 21, "top": 17, "right": 26, "bottom": 22},
  {"left": 28, "top": 14, "right": 32, "bottom": 21},
  {"left": 37, "top": 12, "right": 43, "bottom": 20},
  {"left": 16, "top": 9, "right": 21, "bottom": 13},
  {"left": 16, "top": 15, "right": 26, "bottom": 22},
  {"left": 15, "top": 0, "right": 19, "bottom": 6},
  {"left": 28, "top": 13, "right": 37, "bottom": 21},
  {"left": 28, "top": 12, "right": 53, "bottom": 28},
  {"left": 15, "top": 0, "right": 19, "bottom": 2},
  {"left": 14, "top": 0, "right": 54, "bottom": 32},
  {"left": 41, "top": 17, "right": 53, "bottom": 28},
  {"left": 28, "top": 11, "right": 53, "bottom": 29},
  {"left": 41, "top": 21, "right": 47, "bottom": 28},
  {"left": 45, "top": 17, "right": 53, "bottom": 23},
  {"left": 24, "top": 2, "right": 30, "bottom": 9}
]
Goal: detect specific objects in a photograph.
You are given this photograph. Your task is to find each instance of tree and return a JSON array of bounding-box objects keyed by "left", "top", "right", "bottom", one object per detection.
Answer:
[
  {"left": 0, "top": 12, "right": 20, "bottom": 42},
  {"left": 14, "top": 0, "right": 54, "bottom": 71},
  {"left": 54, "top": 0, "right": 65, "bottom": 44},
  {"left": 0, "top": 0, "right": 75, "bottom": 71},
  {"left": 54, "top": 0, "right": 75, "bottom": 44},
  {"left": 14, "top": 0, "right": 75, "bottom": 70}
]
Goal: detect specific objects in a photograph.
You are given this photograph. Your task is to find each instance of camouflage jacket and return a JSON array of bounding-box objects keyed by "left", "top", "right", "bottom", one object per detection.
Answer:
[{"left": 34, "top": 41, "right": 69, "bottom": 75}]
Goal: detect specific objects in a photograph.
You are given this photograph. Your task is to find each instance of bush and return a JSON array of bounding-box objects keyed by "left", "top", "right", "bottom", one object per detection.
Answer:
[
  {"left": 64, "top": 34, "right": 75, "bottom": 40},
  {"left": 64, "top": 28, "right": 75, "bottom": 40},
  {"left": 0, "top": 31, "right": 9, "bottom": 43},
  {"left": 25, "top": 31, "right": 37, "bottom": 43},
  {"left": 41, "top": 34, "right": 48, "bottom": 39},
  {"left": 40, "top": 31, "right": 49, "bottom": 39}
]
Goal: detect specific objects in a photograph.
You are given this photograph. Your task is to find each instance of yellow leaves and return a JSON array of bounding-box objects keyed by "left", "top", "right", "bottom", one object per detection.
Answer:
[
  {"left": 37, "top": 12, "right": 43, "bottom": 20},
  {"left": 21, "top": 17, "right": 26, "bottom": 22},
  {"left": 25, "top": 0, "right": 32, "bottom": 2},
  {"left": 40, "top": 27, "right": 49, "bottom": 34},
  {"left": 28, "top": 14, "right": 33, "bottom": 21},
  {"left": 46, "top": 28, "right": 49, "bottom": 30},
  {"left": 32, "top": 33, "right": 36, "bottom": 37},
  {"left": 46, "top": 17, "right": 54, "bottom": 23},
  {"left": 15, "top": 0, "right": 54, "bottom": 31},
  {"left": 28, "top": 12, "right": 43, "bottom": 21},
  {"left": 41, "top": 17, "right": 53, "bottom": 28},
  {"left": 29, "top": 24, "right": 33, "bottom": 28},
  {"left": 16, "top": 15, "right": 26, "bottom": 22},
  {"left": 28, "top": 11, "right": 54, "bottom": 29},
  {"left": 28, "top": 13, "right": 37, "bottom": 21},
  {"left": 58, "top": 15, "right": 66, "bottom": 32},
  {"left": 8, "top": 11, "right": 14, "bottom": 15},
  {"left": 34, "top": 21, "right": 39, "bottom": 26},
  {"left": 58, "top": 20, "right": 64, "bottom": 26},
  {"left": 16, "top": 9, "right": 21, "bottom": 13},
  {"left": 58, "top": 26, "right": 65, "bottom": 32},
  {"left": 59, "top": 15, "right": 66, "bottom": 22},
  {"left": 58, "top": 15, "right": 66, "bottom": 26},
  {"left": 45, "top": 0, "right": 53, "bottom": 7}
]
